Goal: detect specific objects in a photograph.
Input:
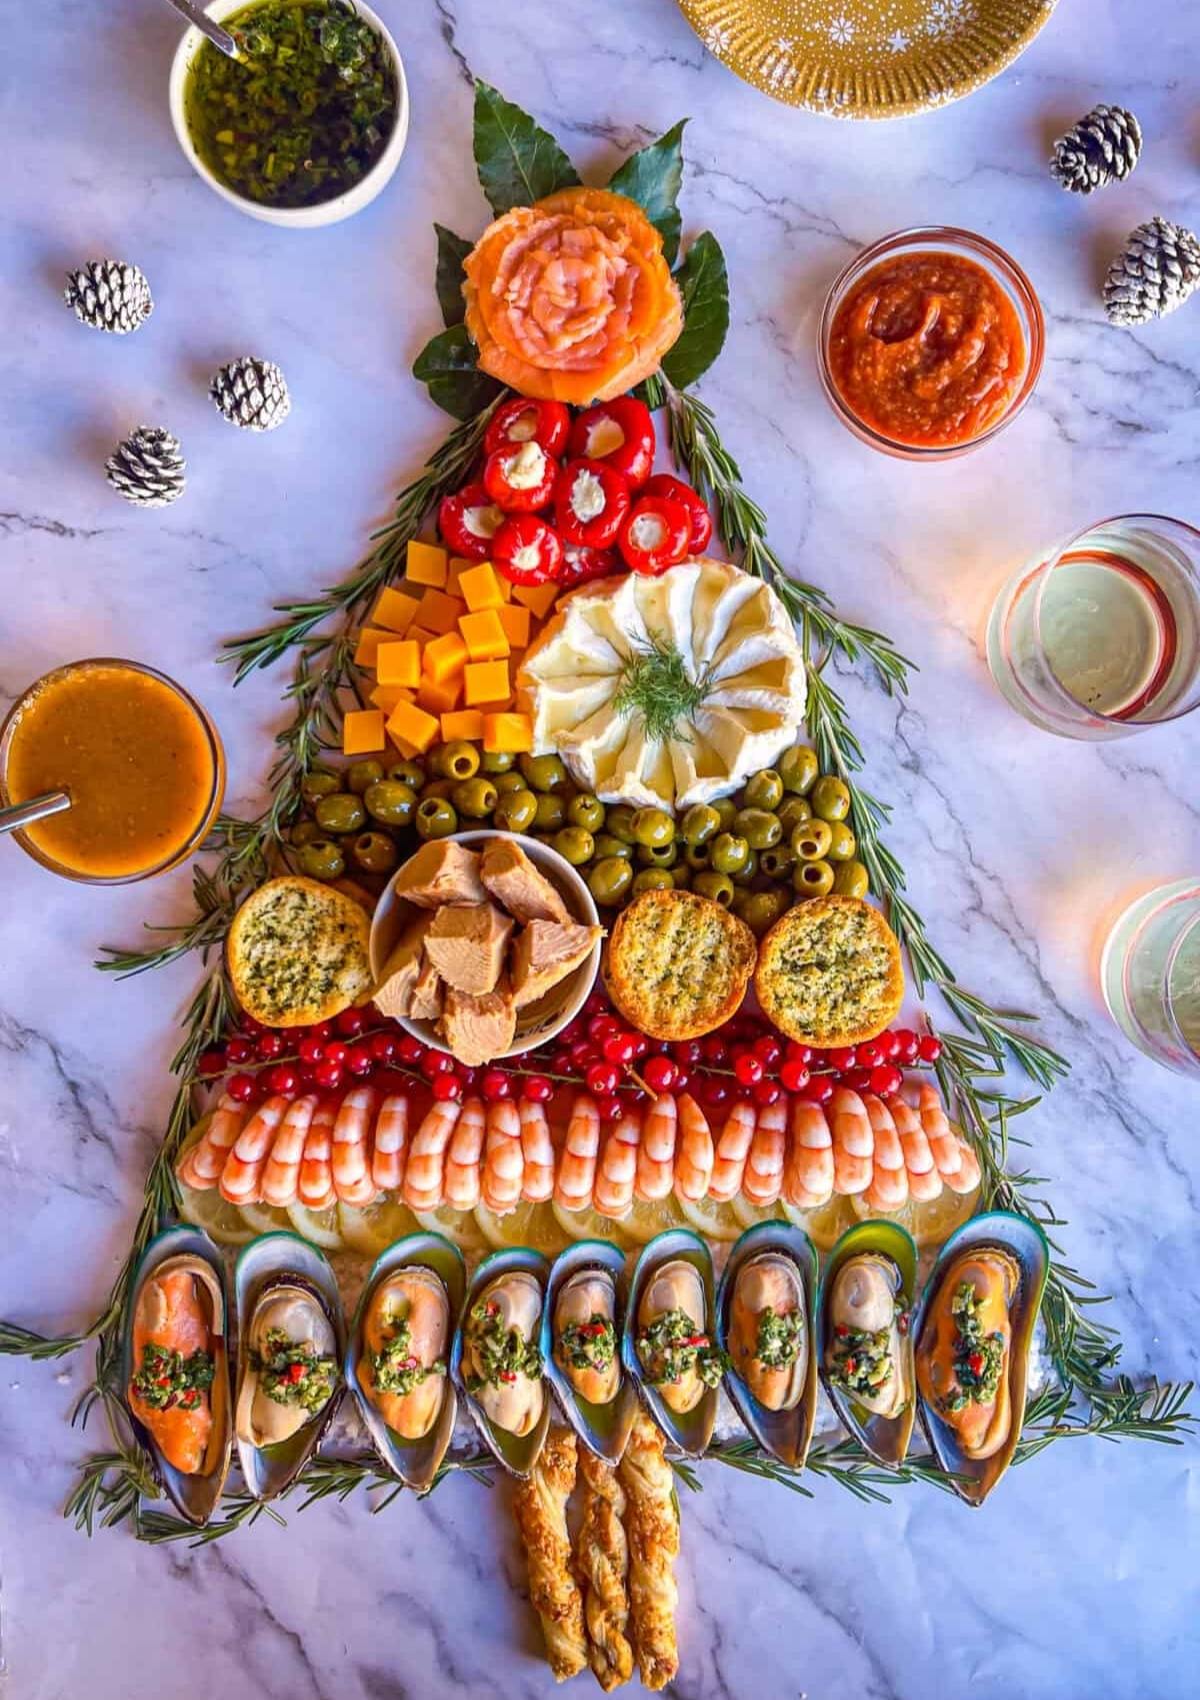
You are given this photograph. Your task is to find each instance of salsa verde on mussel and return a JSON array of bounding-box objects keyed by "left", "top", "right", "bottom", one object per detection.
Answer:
[{"left": 635, "top": 1260, "right": 726, "bottom": 1414}]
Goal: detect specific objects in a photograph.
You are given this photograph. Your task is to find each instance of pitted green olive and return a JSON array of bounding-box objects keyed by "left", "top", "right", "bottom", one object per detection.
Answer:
[
  {"left": 826, "top": 820, "right": 857, "bottom": 862},
  {"left": 778, "top": 745, "right": 819, "bottom": 796},
  {"left": 290, "top": 819, "right": 323, "bottom": 848},
  {"left": 710, "top": 833, "right": 750, "bottom": 875},
  {"left": 346, "top": 759, "right": 385, "bottom": 795},
  {"left": 630, "top": 807, "right": 675, "bottom": 848},
  {"left": 350, "top": 832, "right": 398, "bottom": 874},
  {"left": 679, "top": 803, "right": 721, "bottom": 847},
  {"left": 759, "top": 844, "right": 795, "bottom": 880},
  {"left": 452, "top": 777, "right": 499, "bottom": 819},
  {"left": 632, "top": 868, "right": 675, "bottom": 894},
  {"left": 415, "top": 797, "right": 458, "bottom": 840},
  {"left": 742, "top": 770, "right": 784, "bottom": 811},
  {"left": 297, "top": 838, "right": 345, "bottom": 880},
  {"left": 733, "top": 887, "right": 790, "bottom": 935},
  {"left": 792, "top": 819, "right": 833, "bottom": 860},
  {"left": 588, "top": 856, "right": 633, "bottom": 906},
  {"left": 364, "top": 780, "right": 417, "bottom": 828},
  {"left": 301, "top": 768, "right": 340, "bottom": 802},
  {"left": 494, "top": 788, "right": 538, "bottom": 833},
  {"left": 554, "top": 826, "right": 595, "bottom": 866},
  {"left": 533, "top": 792, "right": 566, "bottom": 832},
  {"left": 692, "top": 871, "right": 735, "bottom": 906},
  {"left": 832, "top": 859, "right": 870, "bottom": 899},
  {"left": 567, "top": 793, "right": 605, "bottom": 832},
  {"left": 606, "top": 805, "right": 638, "bottom": 843},
  {"left": 793, "top": 858, "right": 835, "bottom": 898},
  {"left": 387, "top": 760, "right": 426, "bottom": 789},
  {"left": 637, "top": 840, "right": 678, "bottom": 869},
  {"left": 519, "top": 753, "right": 568, "bottom": 792},
  {"left": 593, "top": 833, "right": 633, "bottom": 861},
  {"left": 733, "top": 808, "right": 782, "bottom": 850},
  {"left": 314, "top": 792, "right": 367, "bottom": 835},
  {"left": 778, "top": 797, "right": 813, "bottom": 836},
  {"left": 480, "top": 749, "right": 516, "bottom": 774},
  {"left": 434, "top": 741, "right": 480, "bottom": 781},
  {"left": 810, "top": 776, "right": 852, "bottom": 823}
]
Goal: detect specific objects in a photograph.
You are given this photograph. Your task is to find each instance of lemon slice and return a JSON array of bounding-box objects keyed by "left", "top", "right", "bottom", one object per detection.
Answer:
[
  {"left": 676, "top": 1194, "right": 745, "bottom": 1243},
  {"left": 176, "top": 1179, "right": 257, "bottom": 1246},
  {"left": 619, "top": 1194, "right": 688, "bottom": 1246},
  {"left": 852, "top": 1180, "right": 982, "bottom": 1251},
  {"left": 286, "top": 1202, "right": 345, "bottom": 1250},
  {"left": 339, "top": 1196, "right": 422, "bottom": 1258},
  {"left": 552, "top": 1202, "right": 637, "bottom": 1251},
  {"left": 238, "top": 1201, "right": 296, "bottom": 1237},
  {"left": 474, "top": 1201, "right": 573, "bottom": 1257},
  {"left": 731, "top": 1196, "right": 787, "bottom": 1230},
  {"left": 412, "top": 1204, "right": 490, "bottom": 1256},
  {"left": 781, "top": 1194, "right": 859, "bottom": 1252}
]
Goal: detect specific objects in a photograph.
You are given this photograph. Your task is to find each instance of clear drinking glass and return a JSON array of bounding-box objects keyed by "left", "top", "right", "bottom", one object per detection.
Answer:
[
  {"left": 1100, "top": 880, "right": 1200, "bottom": 1076},
  {"left": 986, "top": 514, "right": 1200, "bottom": 738}
]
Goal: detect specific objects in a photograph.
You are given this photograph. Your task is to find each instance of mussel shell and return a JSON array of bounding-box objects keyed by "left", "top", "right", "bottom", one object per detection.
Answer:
[
  {"left": 450, "top": 1246, "right": 550, "bottom": 1478},
  {"left": 121, "top": 1225, "right": 233, "bottom": 1527},
  {"left": 347, "top": 1232, "right": 465, "bottom": 1492},
  {"left": 716, "top": 1223, "right": 818, "bottom": 1469},
  {"left": 817, "top": 1219, "right": 917, "bottom": 1470},
  {"left": 622, "top": 1229, "right": 719, "bottom": 1457},
  {"left": 911, "top": 1210, "right": 1049, "bottom": 1507},
  {"left": 233, "top": 1233, "right": 344, "bottom": 1502},
  {"left": 542, "top": 1240, "right": 637, "bottom": 1462}
]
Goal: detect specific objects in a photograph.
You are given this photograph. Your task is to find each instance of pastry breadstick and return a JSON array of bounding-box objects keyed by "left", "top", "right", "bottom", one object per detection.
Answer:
[
  {"left": 616, "top": 1409, "right": 680, "bottom": 1691},
  {"left": 577, "top": 1447, "right": 634, "bottom": 1692},
  {"left": 512, "top": 1427, "right": 588, "bottom": 1682}
]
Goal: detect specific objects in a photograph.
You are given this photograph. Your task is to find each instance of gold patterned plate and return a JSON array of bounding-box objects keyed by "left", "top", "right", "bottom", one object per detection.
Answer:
[{"left": 678, "top": 0, "right": 1060, "bottom": 118}]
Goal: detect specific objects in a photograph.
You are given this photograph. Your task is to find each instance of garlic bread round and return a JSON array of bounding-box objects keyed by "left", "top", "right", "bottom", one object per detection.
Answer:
[
  {"left": 228, "top": 876, "right": 373, "bottom": 1028},
  {"left": 754, "top": 896, "right": 903, "bottom": 1047},
  {"left": 603, "top": 889, "right": 756, "bottom": 1040}
]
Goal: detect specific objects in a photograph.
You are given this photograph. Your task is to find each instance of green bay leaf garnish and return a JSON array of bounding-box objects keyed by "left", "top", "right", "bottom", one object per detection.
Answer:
[
  {"left": 608, "top": 119, "right": 688, "bottom": 266},
  {"left": 434, "top": 224, "right": 473, "bottom": 327},
  {"left": 612, "top": 636, "right": 709, "bottom": 743},
  {"left": 473, "top": 80, "right": 580, "bottom": 215},
  {"left": 413, "top": 324, "right": 505, "bottom": 421},
  {"left": 662, "top": 232, "right": 730, "bottom": 390}
]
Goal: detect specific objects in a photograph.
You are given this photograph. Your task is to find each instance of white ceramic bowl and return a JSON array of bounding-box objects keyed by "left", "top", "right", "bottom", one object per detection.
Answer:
[
  {"left": 168, "top": 0, "right": 409, "bottom": 229},
  {"left": 369, "top": 831, "right": 603, "bottom": 1061}
]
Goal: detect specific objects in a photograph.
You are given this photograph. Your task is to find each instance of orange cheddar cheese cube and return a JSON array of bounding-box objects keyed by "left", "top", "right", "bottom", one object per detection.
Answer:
[
  {"left": 406, "top": 540, "right": 448, "bottom": 588},
  {"left": 343, "top": 709, "right": 387, "bottom": 756},
  {"left": 354, "top": 628, "right": 391, "bottom": 670},
  {"left": 446, "top": 558, "right": 473, "bottom": 597},
  {"left": 371, "top": 587, "right": 422, "bottom": 635},
  {"left": 459, "top": 608, "right": 510, "bottom": 662},
  {"left": 385, "top": 700, "right": 440, "bottom": 756},
  {"left": 483, "top": 712, "right": 534, "bottom": 754},
  {"left": 511, "top": 581, "right": 559, "bottom": 619},
  {"left": 440, "top": 709, "right": 485, "bottom": 742},
  {"left": 418, "top": 588, "right": 466, "bottom": 635},
  {"left": 406, "top": 625, "right": 439, "bottom": 648},
  {"left": 423, "top": 631, "right": 469, "bottom": 682},
  {"left": 458, "top": 561, "right": 505, "bottom": 613},
  {"left": 370, "top": 683, "right": 415, "bottom": 712},
  {"left": 417, "top": 674, "right": 463, "bottom": 715},
  {"left": 376, "top": 640, "right": 421, "bottom": 689},
  {"left": 497, "top": 603, "right": 531, "bottom": 650},
  {"left": 463, "top": 659, "right": 511, "bottom": 706}
]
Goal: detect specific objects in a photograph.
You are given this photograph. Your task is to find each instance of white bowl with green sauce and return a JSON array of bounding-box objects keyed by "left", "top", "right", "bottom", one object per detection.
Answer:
[{"left": 169, "top": 0, "right": 409, "bottom": 228}]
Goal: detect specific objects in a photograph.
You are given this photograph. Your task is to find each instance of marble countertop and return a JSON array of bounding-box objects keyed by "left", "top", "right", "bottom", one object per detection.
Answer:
[{"left": 2, "top": 1, "right": 1198, "bottom": 1695}]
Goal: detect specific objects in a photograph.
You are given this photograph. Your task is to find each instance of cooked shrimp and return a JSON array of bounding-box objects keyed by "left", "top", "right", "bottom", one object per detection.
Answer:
[
  {"left": 261, "top": 1096, "right": 317, "bottom": 1207},
  {"left": 830, "top": 1088, "right": 874, "bottom": 1196},
  {"left": 890, "top": 1099, "right": 942, "bottom": 1202},
  {"left": 372, "top": 1094, "right": 409, "bottom": 1195},
  {"left": 673, "top": 1094, "right": 713, "bottom": 1203},
  {"left": 482, "top": 1100, "right": 524, "bottom": 1212},
  {"left": 219, "top": 1096, "right": 289, "bottom": 1204},
  {"left": 783, "top": 1101, "right": 834, "bottom": 1208},
  {"left": 518, "top": 1100, "right": 555, "bottom": 1203},
  {"left": 403, "top": 1099, "right": 459, "bottom": 1210},
  {"left": 178, "top": 1093, "right": 246, "bottom": 1189},
  {"left": 742, "top": 1099, "right": 787, "bottom": 1207},
  {"left": 708, "top": 1102, "right": 756, "bottom": 1203},
  {"left": 634, "top": 1094, "right": 676, "bottom": 1202},
  {"left": 332, "top": 1085, "right": 377, "bottom": 1206},
  {"left": 444, "top": 1096, "right": 485, "bottom": 1210},
  {"left": 916, "top": 1081, "right": 962, "bottom": 1182},
  {"left": 594, "top": 1112, "right": 639, "bottom": 1218},
  {"left": 298, "top": 1100, "right": 338, "bottom": 1209},
  {"left": 861, "top": 1095, "right": 909, "bottom": 1213},
  {"left": 943, "top": 1137, "right": 982, "bottom": 1195},
  {"left": 555, "top": 1094, "right": 600, "bottom": 1211}
]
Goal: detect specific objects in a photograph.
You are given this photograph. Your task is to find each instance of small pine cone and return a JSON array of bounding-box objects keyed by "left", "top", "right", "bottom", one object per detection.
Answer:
[
  {"left": 1050, "top": 104, "right": 1142, "bottom": 194},
  {"left": 105, "top": 427, "right": 186, "bottom": 508},
  {"left": 64, "top": 259, "right": 154, "bottom": 334},
  {"left": 1104, "top": 216, "right": 1200, "bottom": 327},
  {"left": 209, "top": 356, "right": 292, "bottom": 432}
]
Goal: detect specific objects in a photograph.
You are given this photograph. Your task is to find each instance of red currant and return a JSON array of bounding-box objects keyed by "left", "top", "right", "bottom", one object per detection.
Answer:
[
  {"left": 586, "top": 1061, "right": 620, "bottom": 1097},
  {"left": 266, "top": 1064, "right": 299, "bottom": 1097},
  {"left": 481, "top": 1068, "right": 512, "bottom": 1100},
  {"left": 869, "top": 1064, "right": 903, "bottom": 1098},
  {"left": 700, "top": 1035, "right": 728, "bottom": 1066},
  {"left": 420, "top": 1049, "right": 454, "bottom": 1078},
  {"left": 313, "top": 1060, "right": 343, "bottom": 1093},
  {"left": 225, "top": 1034, "right": 254, "bottom": 1065},
  {"left": 826, "top": 1046, "right": 857, "bottom": 1072},
  {"left": 345, "top": 1043, "right": 375, "bottom": 1077},
  {"left": 602, "top": 1033, "right": 638, "bottom": 1066},
  {"left": 801, "top": 1076, "right": 835, "bottom": 1107},
  {"left": 785, "top": 1040, "right": 813, "bottom": 1067},
  {"left": 521, "top": 1074, "right": 553, "bottom": 1103},
  {"left": 595, "top": 1095, "right": 623, "bottom": 1122},
  {"left": 583, "top": 990, "right": 609, "bottom": 1017},
  {"left": 918, "top": 1034, "right": 943, "bottom": 1063},
  {"left": 734, "top": 1054, "right": 764, "bottom": 1086},
  {"left": 780, "top": 1060, "right": 811, "bottom": 1094},
  {"left": 843, "top": 1067, "right": 872, "bottom": 1092},
  {"left": 876, "top": 1031, "right": 901, "bottom": 1061},
  {"left": 432, "top": 1072, "right": 463, "bottom": 1102},
  {"left": 671, "top": 1070, "right": 691, "bottom": 1095},
  {"left": 369, "top": 1031, "right": 398, "bottom": 1063},
  {"left": 589, "top": 1014, "right": 620, "bottom": 1042},
  {"left": 671, "top": 1040, "right": 703, "bottom": 1067},
  {"left": 700, "top": 1077, "right": 730, "bottom": 1108},
  {"left": 892, "top": 1028, "right": 919, "bottom": 1064},
  {"left": 197, "top": 1049, "right": 226, "bottom": 1078},
  {"left": 256, "top": 1031, "right": 285, "bottom": 1060},
  {"left": 642, "top": 1055, "right": 678, "bottom": 1094},
  {"left": 323, "top": 1040, "right": 348, "bottom": 1068},
  {"left": 295, "top": 1067, "right": 317, "bottom": 1094},
  {"left": 752, "top": 1079, "right": 781, "bottom": 1107},
  {"left": 752, "top": 1035, "right": 782, "bottom": 1068},
  {"left": 336, "top": 1008, "right": 366, "bottom": 1037},
  {"left": 855, "top": 1040, "right": 882, "bottom": 1068},
  {"left": 395, "top": 1036, "right": 426, "bottom": 1066},
  {"left": 628, "top": 1034, "right": 650, "bottom": 1059},
  {"left": 227, "top": 1072, "right": 256, "bottom": 1103},
  {"left": 549, "top": 1049, "right": 572, "bottom": 1074},
  {"left": 297, "top": 1035, "right": 325, "bottom": 1066}
]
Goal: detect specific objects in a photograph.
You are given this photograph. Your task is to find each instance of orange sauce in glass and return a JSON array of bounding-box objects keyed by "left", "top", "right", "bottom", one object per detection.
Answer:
[{"left": 4, "top": 663, "right": 219, "bottom": 879}]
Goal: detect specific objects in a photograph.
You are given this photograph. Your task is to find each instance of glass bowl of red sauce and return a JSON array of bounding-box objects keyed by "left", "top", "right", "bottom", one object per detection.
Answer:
[{"left": 818, "top": 227, "right": 1044, "bottom": 460}]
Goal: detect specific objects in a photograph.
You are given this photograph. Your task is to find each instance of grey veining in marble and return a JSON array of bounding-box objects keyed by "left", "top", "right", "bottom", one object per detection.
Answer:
[{"left": 1, "top": 1, "right": 1198, "bottom": 1695}]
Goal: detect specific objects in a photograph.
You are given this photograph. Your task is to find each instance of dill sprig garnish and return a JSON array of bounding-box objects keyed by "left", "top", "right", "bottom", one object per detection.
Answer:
[{"left": 612, "top": 636, "right": 710, "bottom": 743}]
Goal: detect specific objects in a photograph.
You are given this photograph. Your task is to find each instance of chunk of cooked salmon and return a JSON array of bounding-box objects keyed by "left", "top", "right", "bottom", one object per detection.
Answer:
[
  {"left": 479, "top": 838, "right": 571, "bottom": 925},
  {"left": 424, "top": 902, "right": 514, "bottom": 996},
  {"left": 391, "top": 840, "right": 486, "bottom": 908},
  {"left": 511, "top": 920, "right": 602, "bottom": 1009},
  {"left": 442, "top": 980, "right": 517, "bottom": 1068},
  {"left": 372, "top": 917, "right": 434, "bottom": 1022}
]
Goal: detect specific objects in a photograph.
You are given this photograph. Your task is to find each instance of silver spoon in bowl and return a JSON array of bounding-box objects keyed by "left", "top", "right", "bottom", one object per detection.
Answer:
[
  {"left": 161, "top": 0, "right": 242, "bottom": 60},
  {"left": 0, "top": 790, "right": 72, "bottom": 838}
]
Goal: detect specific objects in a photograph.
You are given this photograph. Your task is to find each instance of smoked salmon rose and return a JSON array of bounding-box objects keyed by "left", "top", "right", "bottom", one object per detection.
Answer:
[{"left": 463, "top": 186, "right": 683, "bottom": 406}]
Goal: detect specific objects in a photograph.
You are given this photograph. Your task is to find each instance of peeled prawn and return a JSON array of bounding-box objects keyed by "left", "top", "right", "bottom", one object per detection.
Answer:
[
  {"left": 403, "top": 1100, "right": 459, "bottom": 1210},
  {"left": 891, "top": 1099, "right": 943, "bottom": 1203},
  {"left": 594, "top": 1112, "right": 639, "bottom": 1218},
  {"left": 178, "top": 1093, "right": 246, "bottom": 1189},
  {"left": 942, "top": 1137, "right": 982, "bottom": 1195},
  {"left": 741, "top": 1100, "right": 787, "bottom": 1207},
  {"left": 635, "top": 1094, "right": 676, "bottom": 1202},
  {"left": 332, "top": 1085, "right": 377, "bottom": 1206},
  {"left": 783, "top": 1100, "right": 834, "bottom": 1208},
  {"left": 444, "top": 1096, "right": 485, "bottom": 1210},
  {"left": 861, "top": 1094, "right": 908, "bottom": 1213},
  {"left": 372, "top": 1094, "right": 409, "bottom": 1195},
  {"left": 830, "top": 1088, "right": 874, "bottom": 1196},
  {"left": 916, "top": 1081, "right": 963, "bottom": 1183},
  {"left": 297, "top": 1100, "right": 338, "bottom": 1209},
  {"left": 482, "top": 1099, "right": 524, "bottom": 1212},
  {"left": 219, "top": 1096, "right": 289, "bottom": 1204},
  {"left": 708, "top": 1102, "right": 756, "bottom": 1203},
  {"left": 261, "top": 1096, "right": 317, "bottom": 1207},
  {"left": 555, "top": 1094, "right": 600, "bottom": 1211},
  {"left": 673, "top": 1094, "right": 714, "bottom": 1203},
  {"left": 518, "top": 1100, "right": 555, "bottom": 1203}
]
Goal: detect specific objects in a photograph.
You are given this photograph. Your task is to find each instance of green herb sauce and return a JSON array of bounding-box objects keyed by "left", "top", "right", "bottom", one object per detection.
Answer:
[
  {"left": 635, "top": 1306, "right": 727, "bottom": 1390},
  {"left": 826, "top": 1302, "right": 901, "bottom": 1402},
  {"left": 464, "top": 1298, "right": 542, "bottom": 1394},
  {"left": 251, "top": 1326, "right": 337, "bottom": 1413},
  {"left": 754, "top": 1306, "right": 804, "bottom": 1371},
  {"left": 369, "top": 1316, "right": 445, "bottom": 1398},
  {"left": 558, "top": 1314, "right": 617, "bottom": 1375},
  {"left": 133, "top": 1341, "right": 215, "bottom": 1411},
  {"left": 942, "top": 1281, "right": 1006, "bottom": 1413},
  {"left": 184, "top": 1, "right": 397, "bottom": 208}
]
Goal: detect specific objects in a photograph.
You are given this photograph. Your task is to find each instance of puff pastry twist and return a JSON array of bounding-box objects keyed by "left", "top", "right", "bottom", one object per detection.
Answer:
[
  {"left": 577, "top": 1447, "right": 634, "bottom": 1691},
  {"left": 513, "top": 1427, "right": 587, "bottom": 1682},
  {"left": 617, "top": 1409, "right": 680, "bottom": 1690}
]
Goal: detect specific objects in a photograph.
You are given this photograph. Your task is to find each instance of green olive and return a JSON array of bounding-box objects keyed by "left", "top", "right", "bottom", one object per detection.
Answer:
[
  {"left": 420, "top": 777, "right": 456, "bottom": 802},
  {"left": 554, "top": 826, "right": 595, "bottom": 866},
  {"left": 733, "top": 808, "right": 782, "bottom": 851},
  {"left": 791, "top": 818, "right": 833, "bottom": 861},
  {"left": 826, "top": 820, "right": 857, "bottom": 862},
  {"left": 692, "top": 870, "right": 735, "bottom": 907},
  {"left": 733, "top": 887, "right": 790, "bottom": 935},
  {"left": 387, "top": 760, "right": 426, "bottom": 789},
  {"left": 350, "top": 831, "right": 399, "bottom": 874},
  {"left": 567, "top": 793, "right": 605, "bottom": 832},
  {"left": 364, "top": 779, "right": 418, "bottom": 828},
  {"left": 629, "top": 806, "right": 675, "bottom": 849},
  {"left": 519, "top": 753, "right": 568, "bottom": 792},
  {"left": 593, "top": 833, "right": 633, "bottom": 861},
  {"left": 710, "top": 832, "right": 750, "bottom": 876},
  {"left": 759, "top": 844, "right": 795, "bottom": 880},
  {"left": 588, "top": 856, "right": 633, "bottom": 907},
  {"left": 494, "top": 788, "right": 538, "bottom": 833},
  {"left": 480, "top": 749, "right": 516, "bottom": 774},
  {"left": 314, "top": 792, "right": 367, "bottom": 835},
  {"left": 632, "top": 868, "right": 674, "bottom": 895},
  {"left": 297, "top": 838, "right": 345, "bottom": 881},
  {"left": 670, "top": 864, "right": 692, "bottom": 888},
  {"left": 742, "top": 769, "right": 784, "bottom": 811},
  {"left": 301, "top": 768, "right": 340, "bottom": 803},
  {"left": 415, "top": 797, "right": 458, "bottom": 840},
  {"left": 810, "top": 776, "right": 852, "bottom": 823},
  {"left": 731, "top": 849, "right": 759, "bottom": 886},
  {"left": 711, "top": 796, "right": 738, "bottom": 831},
  {"left": 833, "top": 859, "right": 870, "bottom": 899},
  {"left": 346, "top": 758, "right": 385, "bottom": 795},
  {"left": 452, "top": 776, "right": 499, "bottom": 819},
  {"left": 684, "top": 841, "right": 712, "bottom": 871},
  {"left": 434, "top": 740, "right": 480, "bottom": 782},
  {"left": 793, "top": 858, "right": 835, "bottom": 899},
  {"left": 533, "top": 793, "right": 566, "bottom": 832},
  {"left": 290, "top": 819, "right": 323, "bottom": 848},
  {"left": 491, "top": 770, "right": 526, "bottom": 795},
  {"left": 679, "top": 804, "right": 721, "bottom": 848},
  {"left": 637, "top": 840, "right": 678, "bottom": 869},
  {"left": 779, "top": 745, "right": 819, "bottom": 796},
  {"left": 778, "top": 797, "right": 814, "bottom": 837},
  {"left": 606, "top": 805, "right": 639, "bottom": 843}
]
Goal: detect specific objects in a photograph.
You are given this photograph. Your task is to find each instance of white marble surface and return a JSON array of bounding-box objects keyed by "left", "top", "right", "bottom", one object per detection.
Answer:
[{"left": 2, "top": 0, "right": 1199, "bottom": 1695}]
